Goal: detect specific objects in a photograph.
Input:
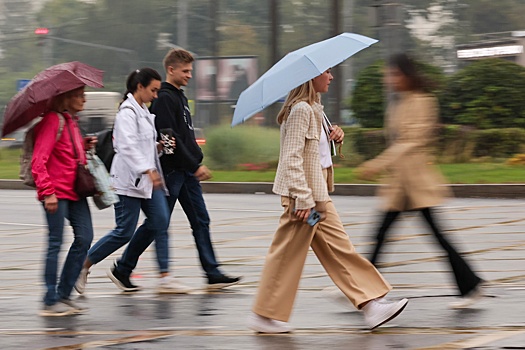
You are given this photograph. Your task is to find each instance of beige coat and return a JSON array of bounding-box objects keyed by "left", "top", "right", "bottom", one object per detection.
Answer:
[
  {"left": 272, "top": 101, "right": 334, "bottom": 210},
  {"left": 362, "top": 92, "right": 451, "bottom": 211}
]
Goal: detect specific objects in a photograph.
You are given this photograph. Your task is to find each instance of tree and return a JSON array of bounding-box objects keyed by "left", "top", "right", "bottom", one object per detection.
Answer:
[
  {"left": 351, "top": 59, "right": 444, "bottom": 128},
  {"left": 350, "top": 61, "right": 385, "bottom": 128},
  {"left": 440, "top": 59, "right": 525, "bottom": 128}
]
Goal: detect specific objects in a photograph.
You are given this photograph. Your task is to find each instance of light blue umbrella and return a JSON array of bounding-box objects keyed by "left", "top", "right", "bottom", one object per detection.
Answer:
[{"left": 231, "top": 32, "right": 378, "bottom": 126}]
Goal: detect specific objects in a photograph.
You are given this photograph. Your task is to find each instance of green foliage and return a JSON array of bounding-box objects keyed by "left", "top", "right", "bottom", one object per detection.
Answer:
[
  {"left": 471, "top": 128, "right": 525, "bottom": 158},
  {"left": 440, "top": 59, "right": 525, "bottom": 128},
  {"left": 436, "top": 124, "right": 476, "bottom": 163},
  {"left": 204, "top": 124, "right": 280, "bottom": 170},
  {"left": 351, "top": 59, "right": 445, "bottom": 128},
  {"left": 351, "top": 128, "right": 387, "bottom": 161},
  {"left": 350, "top": 61, "right": 385, "bottom": 128}
]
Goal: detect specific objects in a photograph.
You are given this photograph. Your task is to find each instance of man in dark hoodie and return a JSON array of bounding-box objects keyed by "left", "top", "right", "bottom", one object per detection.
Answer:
[{"left": 151, "top": 48, "right": 241, "bottom": 289}]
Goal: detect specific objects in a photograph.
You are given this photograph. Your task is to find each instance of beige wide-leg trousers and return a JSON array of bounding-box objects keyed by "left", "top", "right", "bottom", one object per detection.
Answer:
[{"left": 253, "top": 198, "right": 392, "bottom": 322}]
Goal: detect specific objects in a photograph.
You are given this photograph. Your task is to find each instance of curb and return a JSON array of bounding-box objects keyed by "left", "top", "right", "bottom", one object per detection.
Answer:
[{"left": 3, "top": 180, "right": 525, "bottom": 199}]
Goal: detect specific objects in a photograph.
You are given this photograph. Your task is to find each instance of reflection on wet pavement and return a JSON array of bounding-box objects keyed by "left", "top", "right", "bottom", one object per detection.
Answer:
[{"left": 1, "top": 192, "right": 524, "bottom": 349}]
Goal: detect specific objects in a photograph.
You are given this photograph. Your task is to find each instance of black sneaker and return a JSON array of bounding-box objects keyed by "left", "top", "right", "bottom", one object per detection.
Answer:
[
  {"left": 207, "top": 274, "right": 242, "bottom": 290},
  {"left": 107, "top": 264, "right": 141, "bottom": 292}
]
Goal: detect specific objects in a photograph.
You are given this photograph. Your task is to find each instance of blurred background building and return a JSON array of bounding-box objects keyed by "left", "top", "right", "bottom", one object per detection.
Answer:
[{"left": 1, "top": 0, "right": 525, "bottom": 130}]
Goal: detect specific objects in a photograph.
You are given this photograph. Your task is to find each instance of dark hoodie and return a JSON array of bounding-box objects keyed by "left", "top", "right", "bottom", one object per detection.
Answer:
[{"left": 151, "top": 81, "right": 203, "bottom": 174}]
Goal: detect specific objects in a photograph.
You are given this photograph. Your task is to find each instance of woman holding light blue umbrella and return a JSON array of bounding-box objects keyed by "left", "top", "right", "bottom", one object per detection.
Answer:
[{"left": 242, "top": 33, "right": 409, "bottom": 333}]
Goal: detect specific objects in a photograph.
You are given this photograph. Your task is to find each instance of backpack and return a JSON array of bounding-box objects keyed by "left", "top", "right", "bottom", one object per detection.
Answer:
[
  {"left": 20, "top": 114, "right": 66, "bottom": 187},
  {"left": 95, "top": 128, "right": 114, "bottom": 172},
  {"left": 95, "top": 105, "right": 139, "bottom": 172}
]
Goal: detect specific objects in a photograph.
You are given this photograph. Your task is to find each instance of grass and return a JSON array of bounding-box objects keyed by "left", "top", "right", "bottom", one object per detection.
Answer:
[
  {"left": 211, "top": 164, "right": 525, "bottom": 184},
  {"left": 1, "top": 147, "right": 524, "bottom": 183}
]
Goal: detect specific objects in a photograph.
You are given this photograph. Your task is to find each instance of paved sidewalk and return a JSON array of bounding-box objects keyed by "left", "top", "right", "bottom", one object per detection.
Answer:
[{"left": 1, "top": 190, "right": 524, "bottom": 349}]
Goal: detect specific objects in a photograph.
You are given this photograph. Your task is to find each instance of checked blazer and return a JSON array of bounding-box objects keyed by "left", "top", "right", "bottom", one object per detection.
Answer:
[{"left": 272, "top": 101, "right": 334, "bottom": 210}]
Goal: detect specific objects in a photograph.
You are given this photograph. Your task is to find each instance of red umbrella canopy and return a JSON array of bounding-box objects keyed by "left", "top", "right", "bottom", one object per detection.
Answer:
[{"left": 2, "top": 61, "right": 104, "bottom": 137}]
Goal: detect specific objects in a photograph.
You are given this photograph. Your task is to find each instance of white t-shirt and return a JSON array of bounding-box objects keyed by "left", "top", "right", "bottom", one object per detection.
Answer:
[{"left": 319, "top": 117, "right": 333, "bottom": 169}]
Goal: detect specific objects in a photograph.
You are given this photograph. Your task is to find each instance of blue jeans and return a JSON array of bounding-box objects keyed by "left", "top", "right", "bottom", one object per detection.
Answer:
[
  {"left": 113, "top": 189, "right": 170, "bottom": 276},
  {"left": 163, "top": 170, "right": 221, "bottom": 278},
  {"left": 43, "top": 198, "right": 93, "bottom": 306},
  {"left": 88, "top": 189, "right": 170, "bottom": 274}
]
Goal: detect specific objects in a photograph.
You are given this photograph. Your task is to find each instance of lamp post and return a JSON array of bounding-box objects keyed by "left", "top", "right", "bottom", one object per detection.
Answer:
[
  {"left": 331, "top": 0, "right": 342, "bottom": 124},
  {"left": 371, "top": 1, "right": 403, "bottom": 104}
]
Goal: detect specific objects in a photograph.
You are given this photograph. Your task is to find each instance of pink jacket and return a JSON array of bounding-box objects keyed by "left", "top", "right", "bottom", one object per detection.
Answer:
[{"left": 32, "top": 111, "right": 87, "bottom": 202}]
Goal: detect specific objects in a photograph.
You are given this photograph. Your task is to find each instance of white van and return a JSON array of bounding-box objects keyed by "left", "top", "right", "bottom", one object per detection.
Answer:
[{"left": 78, "top": 91, "right": 121, "bottom": 133}]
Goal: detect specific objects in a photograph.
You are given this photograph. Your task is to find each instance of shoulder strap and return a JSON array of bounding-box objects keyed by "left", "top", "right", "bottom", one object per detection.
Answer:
[
  {"left": 65, "top": 120, "right": 81, "bottom": 162},
  {"left": 56, "top": 113, "right": 65, "bottom": 141}
]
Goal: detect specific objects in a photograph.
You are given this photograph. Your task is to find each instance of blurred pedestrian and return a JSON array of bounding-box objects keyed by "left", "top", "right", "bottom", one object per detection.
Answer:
[
  {"left": 356, "top": 53, "right": 483, "bottom": 309},
  {"left": 33, "top": 86, "right": 95, "bottom": 316},
  {"left": 76, "top": 68, "right": 190, "bottom": 294},
  {"left": 247, "top": 68, "right": 408, "bottom": 334},
  {"left": 149, "top": 49, "right": 241, "bottom": 289}
]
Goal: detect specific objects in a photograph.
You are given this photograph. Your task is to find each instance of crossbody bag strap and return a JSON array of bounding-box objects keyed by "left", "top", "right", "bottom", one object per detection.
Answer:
[{"left": 65, "top": 119, "right": 80, "bottom": 162}]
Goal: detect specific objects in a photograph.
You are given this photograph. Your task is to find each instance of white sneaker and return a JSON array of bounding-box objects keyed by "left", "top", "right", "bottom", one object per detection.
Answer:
[
  {"left": 75, "top": 268, "right": 90, "bottom": 294},
  {"left": 449, "top": 284, "right": 484, "bottom": 309},
  {"left": 247, "top": 313, "right": 292, "bottom": 334},
  {"left": 39, "top": 301, "right": 76, "bottom": 317},
  {"left": 158, "top": 278, "right": 192, "bottom": 294},
  {"left": 362, "top": 297, "right": 409, "bottom": 330},
  {"left": 60, "top": 298, "right": 88, "bottom": 314}
]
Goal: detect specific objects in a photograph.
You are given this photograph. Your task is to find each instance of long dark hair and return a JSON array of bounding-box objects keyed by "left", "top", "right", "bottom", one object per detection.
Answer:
[
  {"left": 122, "top": 67, "right": 162, "bottom": 102},
  {"left": 388, "top": 53, "right": 432, "bottom": 92}
]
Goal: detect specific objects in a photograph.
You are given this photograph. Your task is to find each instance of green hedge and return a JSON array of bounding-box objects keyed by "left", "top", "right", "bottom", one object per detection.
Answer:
[
  {"left": 340, "top": 126, "right": 525, "bottom": 164},
  {"left": 203, "top": 124, "right": 280, "bottom": 170},
  {"left": 202, "top": 124, "right": 525, "bottom": 169}
]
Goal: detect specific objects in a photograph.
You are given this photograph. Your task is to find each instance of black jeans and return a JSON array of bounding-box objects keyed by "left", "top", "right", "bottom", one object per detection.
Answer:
[{"left": 369, "top": 207, "right": 481, "bottom": 296}]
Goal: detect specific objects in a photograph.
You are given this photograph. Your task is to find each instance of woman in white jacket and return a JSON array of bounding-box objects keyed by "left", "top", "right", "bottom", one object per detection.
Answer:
[{"left": 76, "top": 68, "right": 188, "bottom": 294}]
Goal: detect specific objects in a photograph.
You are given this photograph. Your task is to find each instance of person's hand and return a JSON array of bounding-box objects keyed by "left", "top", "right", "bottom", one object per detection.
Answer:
[
  {"left": 329, "top": 125, "right": 344, "bottom": 143},
  {"left": 194, "top": 165, "right": 212, "bottom": 181},
  {"left": 84, "top": 136, "right": 97, "bottom": 150},
  {"left": 146, "top": 169, "right": 163, "bottom": 189},
  {"left": 44, "top": 194, "right": 58, "bottom": 214},
  {"left": 293, "top": 208, "right": 312, "bottom": 223}
]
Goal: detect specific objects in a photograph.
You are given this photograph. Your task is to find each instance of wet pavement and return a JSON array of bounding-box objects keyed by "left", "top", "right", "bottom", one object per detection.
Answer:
[{"left": 1, "top": 190, "right": 525, "bottom": 349}]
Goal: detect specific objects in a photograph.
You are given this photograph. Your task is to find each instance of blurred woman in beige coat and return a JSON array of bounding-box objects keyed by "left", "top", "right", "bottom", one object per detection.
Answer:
[
  {"left": 357, "top": 53, "right": 483, "bottom": 309},
  {"left": 247, "top": 68, "right": 408, "bottom": 334}
]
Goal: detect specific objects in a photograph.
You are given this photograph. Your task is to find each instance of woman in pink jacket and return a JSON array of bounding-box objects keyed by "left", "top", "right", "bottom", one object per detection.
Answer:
[{"left": 32, "top": 86, "right": 95, "bottom": 316}]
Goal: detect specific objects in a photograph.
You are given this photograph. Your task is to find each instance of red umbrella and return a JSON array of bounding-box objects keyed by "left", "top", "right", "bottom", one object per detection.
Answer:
[{"left": 2, "top": 61, "right": 104, "bottom": 137}]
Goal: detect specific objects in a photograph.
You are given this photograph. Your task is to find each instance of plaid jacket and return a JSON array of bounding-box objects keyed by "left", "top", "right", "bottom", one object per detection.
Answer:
[{"left": 272, "top": 101, "right": 333, "bottom": 210}]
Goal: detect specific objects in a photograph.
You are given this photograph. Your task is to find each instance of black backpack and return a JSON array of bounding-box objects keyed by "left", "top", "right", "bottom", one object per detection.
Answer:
[
  {"left": 95, "top": 128, "right": 114, "bottom": 172},
  {"left": 95, "top": 105, "right": 138, "bottom": 172}
]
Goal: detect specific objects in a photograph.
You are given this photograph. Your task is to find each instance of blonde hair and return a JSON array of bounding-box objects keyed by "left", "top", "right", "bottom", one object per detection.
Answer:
[
  {"left": 276, "top": 80, "right": 319, "bottom": 124},
  {"left": 163, "top": 49, "right": 194, "bottom": 72}
]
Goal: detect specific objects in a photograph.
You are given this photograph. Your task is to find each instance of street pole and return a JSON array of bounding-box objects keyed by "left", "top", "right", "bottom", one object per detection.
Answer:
[
  {"left": 342, "top": 0, "right": 354, "bottom": 103},
  {"left": 177, "top": 0, "right": 188, "bottom": 49},
  {"left": 267, "top": 0, "right": 279, "bottom": 126},
  {"left": 372, "top": 1, "right": 402, "bottom": 107},
  {"left": 210, "top": 0, "right": 219, "bottom": 124},
  {"left": 270, "top": 0, "right": 279, "bottom": 66},
  {"left": 331, "top": 0, "right": 342, "bottom": 124}
]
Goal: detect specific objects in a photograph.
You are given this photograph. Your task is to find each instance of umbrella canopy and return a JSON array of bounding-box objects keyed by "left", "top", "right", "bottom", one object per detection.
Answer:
[
  {"left": 2, "top": 61, "right": 104, "bottom": 136},
  {"left": 231, "top": 32, "right": 378, "bottom": 126}
]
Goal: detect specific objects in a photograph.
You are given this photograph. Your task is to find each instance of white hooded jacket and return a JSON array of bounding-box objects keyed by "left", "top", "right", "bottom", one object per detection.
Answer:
[{"left": 110, "top": 93, "right": 167, "bottom": 198}]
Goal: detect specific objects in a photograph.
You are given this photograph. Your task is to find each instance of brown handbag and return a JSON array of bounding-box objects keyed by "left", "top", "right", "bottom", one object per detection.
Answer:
[{"left": 67, "top": 122, "right": 97, "bottom": 198}]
